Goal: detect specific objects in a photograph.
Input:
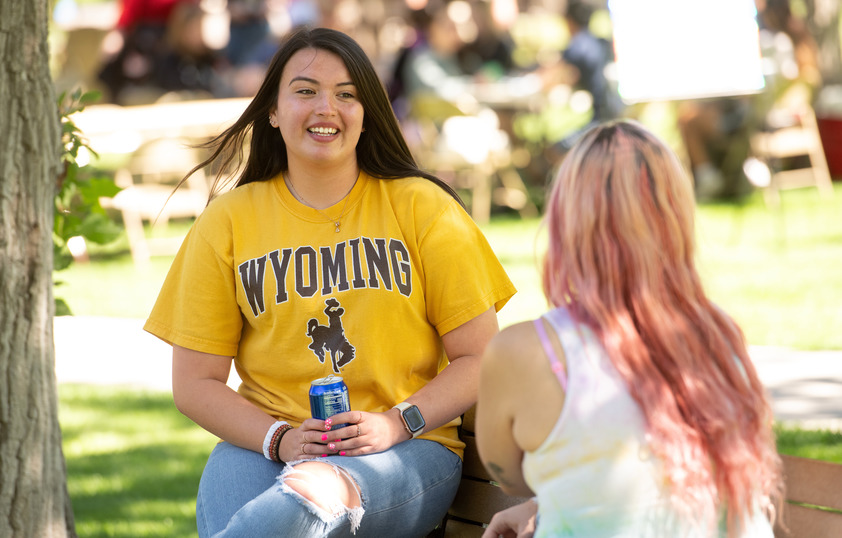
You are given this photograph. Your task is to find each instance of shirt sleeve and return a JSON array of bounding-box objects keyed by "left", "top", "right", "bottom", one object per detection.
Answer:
[
  {"left": 143, "top": 211, "right": 243, "bottom": 357},
  {"left": 419, "top": 200, "right": 517, "bottom": 335}
]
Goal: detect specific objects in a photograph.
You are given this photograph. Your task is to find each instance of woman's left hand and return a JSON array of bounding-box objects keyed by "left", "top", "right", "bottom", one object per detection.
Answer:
[
  {"left": 481, "top": 499, "right": 537, "bottom": 538},
  {"left": 314, "top": 409, "right": 407, "bottom": 457}
]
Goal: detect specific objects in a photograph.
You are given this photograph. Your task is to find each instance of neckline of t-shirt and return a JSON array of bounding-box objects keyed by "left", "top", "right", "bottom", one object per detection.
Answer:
[{"left": 274, "top": 171, "right": 367, "bottom": 223}]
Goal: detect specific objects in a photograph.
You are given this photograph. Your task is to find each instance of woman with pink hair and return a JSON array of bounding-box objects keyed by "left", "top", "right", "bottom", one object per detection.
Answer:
[{"left": 476, "top": 120, "right": 783, "bottom": 537}]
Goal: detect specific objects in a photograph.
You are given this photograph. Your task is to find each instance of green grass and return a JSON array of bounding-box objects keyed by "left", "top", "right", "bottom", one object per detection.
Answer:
[
  {"left": 775, "top": 425, "right": 842, "bottom": 461},
  {"left": 694, "top": 188, "right": 842, "bottom": 350},
  {"left": 60, "top": 385, "right": 216, "bottom": 538}
]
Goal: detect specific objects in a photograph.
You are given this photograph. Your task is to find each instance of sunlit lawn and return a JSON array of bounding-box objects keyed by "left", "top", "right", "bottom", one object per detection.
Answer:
[
  {"left": 692, "top": 188, "right": 842, "bottom": 350},
  {"left": 60, "top": 385, "right": 215, "bottom": 538},
  {"left": 58, "top": 182, "right": 842, "bottom": 536}
]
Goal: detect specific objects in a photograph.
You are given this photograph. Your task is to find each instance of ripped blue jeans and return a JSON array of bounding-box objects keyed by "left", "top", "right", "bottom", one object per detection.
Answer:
[{"left": 197, "top": 439, "right": 462, "bottom": 537}]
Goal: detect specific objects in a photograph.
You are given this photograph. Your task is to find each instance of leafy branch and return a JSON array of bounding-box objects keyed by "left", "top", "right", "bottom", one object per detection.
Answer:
[{"left": 55, "top": 89, "right": 123, "bottom": 315}]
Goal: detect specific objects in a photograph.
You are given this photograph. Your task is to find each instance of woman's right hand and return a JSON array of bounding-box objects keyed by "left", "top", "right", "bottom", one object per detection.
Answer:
[
  {"left": 281, "top": 418, "right": 333, "bottom": 461},
  {"left": 481, "top": 499, "right": 538, "bottom": 538}
]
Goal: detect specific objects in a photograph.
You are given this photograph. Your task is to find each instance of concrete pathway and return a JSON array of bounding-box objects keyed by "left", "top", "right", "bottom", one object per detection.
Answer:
[
  {"left": 54, "top": 316, "right": 842, "bottom": 431},
  {"left": 53, "top": 316, "right": 241, "bottom": 391}
]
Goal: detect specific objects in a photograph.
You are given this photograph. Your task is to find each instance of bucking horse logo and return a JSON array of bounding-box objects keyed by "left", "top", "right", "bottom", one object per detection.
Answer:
[{"left": 306, "top": 298, "right": 356, "bottom": 373}]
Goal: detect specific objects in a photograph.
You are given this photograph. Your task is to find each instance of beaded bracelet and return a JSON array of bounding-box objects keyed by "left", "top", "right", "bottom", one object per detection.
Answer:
[
  {"left": 271, "top": 424, "right": 293, "bottom": 463},
  {"left": 262, "top": 421, "right": 290, "bottom": 461}
]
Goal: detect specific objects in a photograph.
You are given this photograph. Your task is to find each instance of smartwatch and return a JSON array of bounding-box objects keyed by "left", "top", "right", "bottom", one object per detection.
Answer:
[{"left": 393, "top": 402, "right": 425, "bottom": 439}]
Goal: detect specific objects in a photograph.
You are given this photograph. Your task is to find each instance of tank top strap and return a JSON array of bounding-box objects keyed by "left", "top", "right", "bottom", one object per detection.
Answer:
[{"left": 533, "top": 317, "right": 568, "bottom": 391}]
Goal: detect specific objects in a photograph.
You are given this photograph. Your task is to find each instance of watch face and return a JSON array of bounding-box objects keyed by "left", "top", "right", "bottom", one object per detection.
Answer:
[{"left": 403, "top": 405, "right": 426, "bottom": 432}]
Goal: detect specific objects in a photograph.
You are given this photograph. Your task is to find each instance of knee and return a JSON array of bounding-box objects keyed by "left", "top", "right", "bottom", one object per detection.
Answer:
[{"left": 282, "top": 461, "right": 361, "bottom": 514}]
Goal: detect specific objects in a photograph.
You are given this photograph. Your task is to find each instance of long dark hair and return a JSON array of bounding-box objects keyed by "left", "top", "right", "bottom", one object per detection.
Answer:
[{"left": 188, "top": 26, "right": 463, "bottom": 206}]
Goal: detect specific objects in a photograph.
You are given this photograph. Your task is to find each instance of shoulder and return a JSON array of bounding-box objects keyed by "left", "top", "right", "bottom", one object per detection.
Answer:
[
  {"left": 375, "top": 175, "right": 456, "bottom": 202},
  {"left": 201, "top": 179, "right": 276, "bottom": 219},
  {"left": 190, "top": 179, "right": 278, "bottom": 242},
  {"left": 484, "top": 320, "right": 543, "bottom": 372},
  {"left": 372, "top": 175, "right": 467, "bottom": 222},
  {"left": 209, "top": 178, "right": 276, "bottom": 207},
  {"left": 481, "top": 319, "right": 560, "bottom": 421}
]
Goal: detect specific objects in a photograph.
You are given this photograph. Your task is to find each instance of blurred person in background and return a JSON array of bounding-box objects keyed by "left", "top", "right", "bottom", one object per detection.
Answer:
[
  {"left": 98, "top": 0, "right": 221, "bottom": 104},
  {"left": 754, "top": 0, "right": 822, "bottom": 115},
  {"left": 224, "top": 0, "right": 272, "bottom": 67},
  {"left": 388, "top": 4, "right": 472, "bottom": 121},
  {"left": 455, "top": 0, "right": 516, "bottom": 81},
  {"left": 677, "top": 96, "right": 754, "bottom": 201},
  {"left": 550, "top": 0, "right": 624, "bottom": 154},
  {"left": 476, "top": 120, "right": 783, "bottom": 537},
  {"left": 217, "top": 0, "right": 289, "bottom": 97}
]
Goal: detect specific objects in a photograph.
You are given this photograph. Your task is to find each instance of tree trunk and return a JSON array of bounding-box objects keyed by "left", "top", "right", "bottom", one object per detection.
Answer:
[{"left": 0, "top": 0, "right": 76, "bottom": 536}]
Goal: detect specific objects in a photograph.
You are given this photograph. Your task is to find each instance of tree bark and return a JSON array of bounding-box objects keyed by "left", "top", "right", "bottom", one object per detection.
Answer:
[{"left": 0, "top": 0, "right": 76, "bottom": 536}]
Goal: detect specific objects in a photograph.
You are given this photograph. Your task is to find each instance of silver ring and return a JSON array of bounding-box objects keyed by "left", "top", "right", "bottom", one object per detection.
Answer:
[{"left": 357, "top": 425, "right": 362, "bottom": 437}]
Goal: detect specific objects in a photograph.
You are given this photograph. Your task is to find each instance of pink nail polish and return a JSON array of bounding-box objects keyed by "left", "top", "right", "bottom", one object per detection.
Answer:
[
  {"left": 328, "top": 443, "right": 336, "bottom": 450},
  {"left": 321, "top": 434, "right": 328, "bottom": 441},
  {"left": 321, "top": 454, "right": 327, "bottom": 457},
  {"left": 340, "top": 451, "right": 346, "bottom": 456}
]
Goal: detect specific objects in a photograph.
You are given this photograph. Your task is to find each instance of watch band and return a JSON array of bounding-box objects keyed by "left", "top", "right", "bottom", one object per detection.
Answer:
[{"left": 393, "top": 402, "right": 424, "bottom": 438}]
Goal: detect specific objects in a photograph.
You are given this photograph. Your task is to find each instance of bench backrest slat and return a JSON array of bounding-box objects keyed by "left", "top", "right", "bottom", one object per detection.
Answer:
[
  {"left": 460, "top": 436, "right": 494, "bottom": 481},
  {"left": 438, "top": 406, "right": 529, "bottom": 537},
  {"left": 777, "top": 504, "right": 842, "bottom": 538},
  {"left": 447, "top": 477, "right": 527, "bottom": 525},
  {"left": 774, "top": 454, "right": 842, "bottom": 538},
  {"left": 780, "top": 454, "right": 842, "bottom": 509}
]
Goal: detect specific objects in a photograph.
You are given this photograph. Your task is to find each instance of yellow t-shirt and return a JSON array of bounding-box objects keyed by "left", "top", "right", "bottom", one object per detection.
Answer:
[{"left": 144, "top": 171, "right": 516, "bottom": 456}]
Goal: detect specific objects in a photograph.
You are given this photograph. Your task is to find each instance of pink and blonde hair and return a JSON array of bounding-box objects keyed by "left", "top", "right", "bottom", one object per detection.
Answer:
[{"left": 542, "top": 120, "right": 782, "bottom": 533}]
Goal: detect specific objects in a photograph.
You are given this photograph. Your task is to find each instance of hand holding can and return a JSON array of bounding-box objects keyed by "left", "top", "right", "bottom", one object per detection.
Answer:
[{"left": 309, "top": 374, "right": 350, "bottom": 429}]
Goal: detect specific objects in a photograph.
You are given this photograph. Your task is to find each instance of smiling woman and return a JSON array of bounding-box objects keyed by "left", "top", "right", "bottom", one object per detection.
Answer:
[
  {"left": 269, "top": 48, "right": 364, "bottom": 205},
  {"left": 141, "top": 26, "right": 516, "bottom": 538}
]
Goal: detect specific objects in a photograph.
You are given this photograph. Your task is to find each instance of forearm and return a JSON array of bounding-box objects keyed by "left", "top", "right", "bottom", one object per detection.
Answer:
[
  {"left": 173, "top": 376, "right": 276, "bottom": 453},
  {"left": 391, "top": 307, "right": 499, "bottom": 438},
  {"left": 171, "top": 345, "right": 276, "bottom": 454},
  {"left": 402, "top": 353, "right": 480, "bottom": 433}
]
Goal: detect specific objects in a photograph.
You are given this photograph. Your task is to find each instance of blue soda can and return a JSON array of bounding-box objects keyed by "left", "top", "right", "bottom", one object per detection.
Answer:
[{"left": 309, "top": 375, "right": 350, "bottom": 429}]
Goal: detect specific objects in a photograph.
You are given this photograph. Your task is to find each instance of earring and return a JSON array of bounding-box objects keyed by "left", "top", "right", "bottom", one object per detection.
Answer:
[{"left": 269, "top": 116, "right": 277, "bottom": 128}]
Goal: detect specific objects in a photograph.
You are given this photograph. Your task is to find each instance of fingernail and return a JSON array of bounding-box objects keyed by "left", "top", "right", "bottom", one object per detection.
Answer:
[
  {"left": 325, "top": 418, "right": 332, "bottom": 426},
  {"left": 321, "top": 434, "right": 328, "bottom": 441},
  {"left": 340, "top": 451, "right": 346, "bottom": 456},
  {"left": 321, "top": 454, "right": 327, "bottom": 457},
  {"left": 328, "top": 443, "right": 336, "bottom": 450}
]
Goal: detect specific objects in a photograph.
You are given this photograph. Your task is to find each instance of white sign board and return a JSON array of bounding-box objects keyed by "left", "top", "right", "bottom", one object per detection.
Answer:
[{"left": 609, "top": 0, "right": 766, "bottom": 102}]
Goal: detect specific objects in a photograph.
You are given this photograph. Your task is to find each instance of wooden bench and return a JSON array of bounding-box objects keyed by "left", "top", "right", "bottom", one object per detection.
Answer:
[
  {"left": 775, "top": 454, "right": 842, "bottom": 537},
  {"left": 429, "top": 406, "right": 529, "bottom": 537},
  {"left": 431, "top": 412, "right": 842, "bottom": 537}
]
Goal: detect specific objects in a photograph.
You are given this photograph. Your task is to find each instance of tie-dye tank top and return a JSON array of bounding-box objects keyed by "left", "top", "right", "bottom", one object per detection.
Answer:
[{"left": 522, "top": 307, "right": 773, "bottom": 537}]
